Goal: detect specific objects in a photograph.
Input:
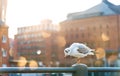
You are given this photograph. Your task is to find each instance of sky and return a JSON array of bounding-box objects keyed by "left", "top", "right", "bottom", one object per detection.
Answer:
[{"left": 6, "top": 0, "right": 120, "bottom": 38}]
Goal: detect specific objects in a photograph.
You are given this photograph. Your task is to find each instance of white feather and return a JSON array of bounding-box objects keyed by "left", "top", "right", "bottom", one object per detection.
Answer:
[{"left": 64, "top": 43, "right": 95, "bottom": 58}]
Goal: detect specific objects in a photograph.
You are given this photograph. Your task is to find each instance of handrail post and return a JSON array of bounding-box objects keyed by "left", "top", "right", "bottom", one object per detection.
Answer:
[{"left": 72, "top": 64, "right": 88, "bottom": 76}]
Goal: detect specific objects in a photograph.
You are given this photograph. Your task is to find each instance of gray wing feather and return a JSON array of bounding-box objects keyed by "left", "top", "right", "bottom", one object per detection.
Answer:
[{"left": 77, "top": 48, "right": 89, "bottom": 54}]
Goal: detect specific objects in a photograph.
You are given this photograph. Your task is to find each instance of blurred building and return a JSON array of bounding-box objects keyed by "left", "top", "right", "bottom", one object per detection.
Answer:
[
  {"left": 12, "top": 0, "right": 120, "bottom": 67},
  {"left": 0, "top": 0, "right": 10, "bottom": 68},
  {"left": 0, "top": 0, "right": 7, "bottom": 22},
  {"left": 60, "top": 0, "right": 120, "bottom": 66},
  {"left": 13, "top": 19, "right": 65, "bottom": 67},
  {"left": 0, "top": 25, "right": 9, "bottom": 67}
]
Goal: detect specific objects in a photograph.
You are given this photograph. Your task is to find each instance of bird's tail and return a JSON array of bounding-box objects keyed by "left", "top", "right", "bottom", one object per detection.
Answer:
[
  {"left": 91, "top": 49, "right": 99, "bottom": 55},
  {"left": 88, "top": 49, "right": 98, "bottom": 55},
  {"left": 88, "top": 52, "right": 94, "bottom": 55}
]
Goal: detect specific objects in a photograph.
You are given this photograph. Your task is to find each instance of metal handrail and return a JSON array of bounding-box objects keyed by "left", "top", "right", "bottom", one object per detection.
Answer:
[
  {"left": 0, "top": 64, "right": 88, "bottom": 76},
  {"left": 88, "top": 67, "right": 120, "bottom": 72},
  {"left": 0, "top": 67, "right": 75, "bottom": 73},
  {"left": 0, "top": 65, "right": 120, "bottom": 76}
]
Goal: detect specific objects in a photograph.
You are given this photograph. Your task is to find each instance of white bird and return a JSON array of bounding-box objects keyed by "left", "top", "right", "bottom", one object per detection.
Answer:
[{"left": 64, "top": 43, "right": 95, "bottom": 64}]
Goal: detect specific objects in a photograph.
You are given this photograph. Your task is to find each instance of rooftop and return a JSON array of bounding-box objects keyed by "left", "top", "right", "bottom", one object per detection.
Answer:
[{"left": 67, "top": 0, "right": 120, "bottom": 20}]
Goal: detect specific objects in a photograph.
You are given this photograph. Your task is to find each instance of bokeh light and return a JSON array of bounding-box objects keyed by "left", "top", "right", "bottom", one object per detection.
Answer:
[
  {"left": 28, "top": 60, "right": 38, "bottom": 67},
  {"left": 101, "top": 33, "right": 109, "bottom": 41},
  {"left": 9, "top": 48, "right": 13, "bottom": 57},
  {"left": 95, "top": 48, "right": 106, "bottom": 59},
  {"left": 41, "top": 31, "right": 51, "bottom": 38},
  {"left": 37, "top": 50, "right": 41, "bottom": 55},
  {"left": 56, "top": 36, "right": 66, "bottom": 47},
  {"left": 17, "top": 56, "right": 27, "bottom": 67}
]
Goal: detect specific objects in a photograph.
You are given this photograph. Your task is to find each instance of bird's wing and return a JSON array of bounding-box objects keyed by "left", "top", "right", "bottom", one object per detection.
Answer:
[
  {"left": 69, "top": 47, "right": 87, "bottom": 58},
  {"left": 77, "top": 48, "right": 89, "bottom": 54}
]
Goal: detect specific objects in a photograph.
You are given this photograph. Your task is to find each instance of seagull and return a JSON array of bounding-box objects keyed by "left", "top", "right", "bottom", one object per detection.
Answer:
[{"left": 64, "top": 43, "right": 95, "bottom": 64}]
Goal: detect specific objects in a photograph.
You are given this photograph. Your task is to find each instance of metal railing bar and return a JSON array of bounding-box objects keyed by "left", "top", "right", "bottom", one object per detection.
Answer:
[
  {"left": 88, "top": 67, "right": 120, "bottom": 72},
  {"left": 0, "top": 66, "right": 120, "bottom": 74},
  {"left": 0, "top": 67, "right": 76, "bottom": 73}
]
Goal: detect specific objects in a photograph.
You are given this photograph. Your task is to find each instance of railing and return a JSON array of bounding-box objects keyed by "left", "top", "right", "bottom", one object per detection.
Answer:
[
  {"left": 0, "top": 64, "right": 120, "bottom": 76},
  {"left": 88, "top": 67, "right": 120, "bottom": 72}
]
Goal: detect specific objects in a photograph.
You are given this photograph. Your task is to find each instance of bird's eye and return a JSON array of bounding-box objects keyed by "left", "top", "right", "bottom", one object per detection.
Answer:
[
  {"left": 65, "top": 50, "right": 70, "bottom": 53},
  {"left": 65, "top": 50, "right": 68, "bottom": 53}
]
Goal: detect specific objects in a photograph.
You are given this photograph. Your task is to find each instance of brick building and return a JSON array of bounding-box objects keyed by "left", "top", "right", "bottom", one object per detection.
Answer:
[
  {"left": 0, "top": 0, "right": 9, "bottom": 67},
  {"left": 60, "top": 0, "right": 120, "bottom": 66},
  {"left": 0, "top": 25, "right": 9, "bottom": 67},
  {"left": 14, "top": 19, "right": 64, "bottom": 67},
  {"left": 13, "top": 0, "right": 120, "bottom": 67}
]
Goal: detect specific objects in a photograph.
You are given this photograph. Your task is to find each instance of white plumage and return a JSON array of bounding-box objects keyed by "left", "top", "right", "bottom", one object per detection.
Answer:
[{"left": 64, "top": 43, "right": 95, "bottom": 63}]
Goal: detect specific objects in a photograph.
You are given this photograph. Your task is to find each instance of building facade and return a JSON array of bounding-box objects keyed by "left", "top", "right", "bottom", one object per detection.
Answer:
[
  {"left": 0, "top": 0, "right": 9, "bottom": 68},
  {"left": 0, "top": 25, "right": 9, "bottom": 67},
  {"left": 13, "top": 0, "right": 120, "bottom": 67},
  {"left": 60, "top": 0, "right": 120, "bottom": 66},
  {"left": 14, "top": 19, "right": 64, "bottom": 67}
]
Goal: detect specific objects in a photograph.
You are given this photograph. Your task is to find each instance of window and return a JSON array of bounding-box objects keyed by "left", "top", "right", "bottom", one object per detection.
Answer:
[
  {"left": 1, "top": 48, "right": 7, "bottom": 57},
  {"left": 2, "top": 35, "right": 7, "bottom": 43}
]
